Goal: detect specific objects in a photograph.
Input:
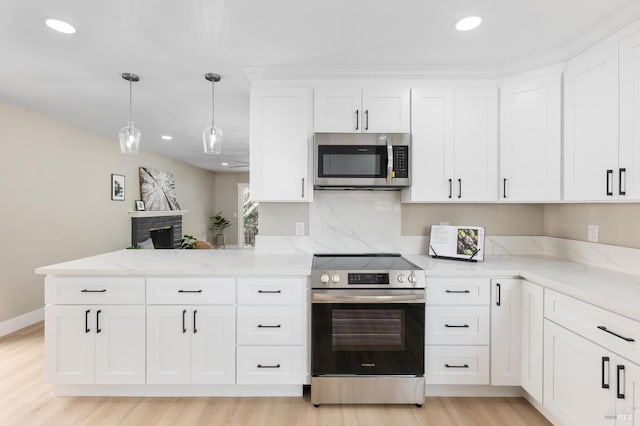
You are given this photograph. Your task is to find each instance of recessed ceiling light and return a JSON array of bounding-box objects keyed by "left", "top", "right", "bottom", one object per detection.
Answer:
[
  {"left": 161, "top": 135, "right": 173, "bottom": 140},
  {"left": 455, "top": 16, "right": 482, "bottom": 32},
  {"left": 221, "top": 162, "right": 229, "bottom": 166},
  {"left": 44, "top": 18, "right": 76, "bottom": 34}
]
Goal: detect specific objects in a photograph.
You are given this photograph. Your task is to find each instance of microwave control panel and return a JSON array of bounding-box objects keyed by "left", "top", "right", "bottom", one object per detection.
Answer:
[{"left": 392, "top": 146, "right": 409, "bottom": 178}]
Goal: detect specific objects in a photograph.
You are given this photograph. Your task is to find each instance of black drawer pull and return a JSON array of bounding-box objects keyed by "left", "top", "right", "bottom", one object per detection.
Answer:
[
  {"left": 81, "top": 289, "right": 106, "bottom": 293},
  {"left": 445, "top": 364, "right": 469, "bottom": 369},
  {"left": 598, "top": 326, "right": 635, "bottom": 342},
  {"left": 182, "top": 309, "right": 187, "bottom": 334},
  {"left": 178, "top": 289, "right": 203, "bottom": 293},
  {"left": 602, "top": 356, "right": 610, "bottom": 389},
  {"left": 85, "top": 309, "right": 90, "bottom": 333},
  {"left": 444, "top": 324, "right": 470, "bottom": 328},
  {"left": 617, "top": 365, "right": 626, "bottom": 399},
  {"left": 257, "top": 364, "right": 281, "bottom": 369},
  {"left": 445, "top": 290, "right": 470, "bottom": 294},
  {"left": 258, "top": 290, "right": 282, "bottom": 294},
  {"left": 257, "top": 324, "right": 282, "bottom": 328}
]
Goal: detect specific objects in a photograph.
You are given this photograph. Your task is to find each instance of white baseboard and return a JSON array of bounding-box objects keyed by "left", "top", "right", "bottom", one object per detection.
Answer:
[
  {"left": 54, "top": 384, "right": 303, "bottom": 397},
  {"left": 426, "top": 384, "right": 523, "bottom": 397},
  {"left": 0, "top": 307, "right": 44, "bottom": 338}
]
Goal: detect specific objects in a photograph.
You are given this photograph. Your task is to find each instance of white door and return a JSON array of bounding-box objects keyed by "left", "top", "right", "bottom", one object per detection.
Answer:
[
  {"left": 314, "top": 88, "right": 361, "bottom": 133},
  {"left": 500, "top": 74, "right": 562, "bottom": 201},
  {"left": 250, "top": 88, "right": 312, "bottom": 202},
  {"left": 45, "top": 305, "right": 95, "bottom": 384},
  {"left": 544, "top": 319, "right": 616, "bottom": 426},
  {"left": 453, "top": 88, "right": 498, "bottom": 201},
  {"left": 564, "top": 40, "right": 619, "bottom": 201},
  {"left": 520, "top": 280, "right": 544, "bottom": 403},
  {"left": 362, "top": 88, "right": 411, "bottom": 133},
  {"left": 402, "top": 88, "right": 454, "bottom": 202},
  {"left": 619, "top": 31, "right": 640, "bottom": 200},
  {"left": 94, "top": 306, "right": 145, "bottom": 384},
  {"left": 490, "top": 279, "right": 521, "bottom": 386},
  {"left": 191, "top": 306, "right": 236, "bottom": 384},
  {"left": 147, "top": 306, "right": 191, "bottom": 384}
]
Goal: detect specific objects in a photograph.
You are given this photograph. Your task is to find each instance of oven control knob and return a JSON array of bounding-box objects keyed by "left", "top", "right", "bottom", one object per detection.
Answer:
[
  {"left": 331, "top": 274, "right": 340, "bottom": 283},
  {"left": 408, "top": 273, "right": 417, "bottom": 284},
  {"left": 397, "top": 274, "right": 405, "bottom": 283},
  {"left": 320, "top": 273, "right": 330, "bottom": 284}
]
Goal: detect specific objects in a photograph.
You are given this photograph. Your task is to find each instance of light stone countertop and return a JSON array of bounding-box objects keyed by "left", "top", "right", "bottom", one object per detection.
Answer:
[{"left": 36, "top": 250, "right": 640, "bottom": 321}]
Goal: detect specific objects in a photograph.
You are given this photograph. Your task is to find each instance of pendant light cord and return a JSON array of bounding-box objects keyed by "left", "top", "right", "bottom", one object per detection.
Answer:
[
  {"left": 211, "top": 80, "right": 215, "bottom": 129},
  {"left": 129, "top": 79, "right": 133, "bottom": 123}
]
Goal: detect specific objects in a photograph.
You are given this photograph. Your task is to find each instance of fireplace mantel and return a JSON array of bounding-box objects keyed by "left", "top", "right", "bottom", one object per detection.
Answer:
[{"left": 128, "top": 210, "right": 188, "bottom": 218}]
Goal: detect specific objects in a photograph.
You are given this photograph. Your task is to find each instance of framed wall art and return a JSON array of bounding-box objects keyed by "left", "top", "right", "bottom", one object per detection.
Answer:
[{"left": 111, "top": 174, "right": 125, "bottom": 201}]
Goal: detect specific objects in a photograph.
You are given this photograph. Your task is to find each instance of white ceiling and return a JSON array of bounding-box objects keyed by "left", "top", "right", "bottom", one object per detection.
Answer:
[{"left": 2, "top": 0, "right": 640, "bottom": 172}]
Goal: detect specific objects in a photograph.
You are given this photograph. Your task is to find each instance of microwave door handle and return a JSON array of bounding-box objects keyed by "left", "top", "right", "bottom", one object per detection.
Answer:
[{"left": 386, "top": 138, "right": 393, "bottom": 184}]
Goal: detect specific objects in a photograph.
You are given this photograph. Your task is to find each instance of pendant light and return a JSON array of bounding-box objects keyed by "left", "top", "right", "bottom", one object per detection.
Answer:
[
  {"left": 118, "top": 73, "right": 141, "bottom": 154},
  {"left": 203, "top": 73, "right": 223, "bottom": 155}
]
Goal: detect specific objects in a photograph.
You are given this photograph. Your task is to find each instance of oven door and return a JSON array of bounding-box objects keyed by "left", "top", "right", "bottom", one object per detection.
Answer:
[{"left": 311, "top": 289, "right": 425, "bottom": 376}]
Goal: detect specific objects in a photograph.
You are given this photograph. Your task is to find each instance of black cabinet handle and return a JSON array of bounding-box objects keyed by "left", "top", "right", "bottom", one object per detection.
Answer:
[
  {"left": 182, "top": 309, "right": 187, "bottom": 334},
  {"left": 96, "top": 310, "right": 102, "bottom": 334},
  {"left": 597, "top": 326, "right": 635, "bottom": 342},
  {"left": 301, "top": 178, "right": 305, "bottom": 198},
  {"left": 355, "top": 109, "right": 359, "bottom": 131},
  {"left": 365, "top": 110, "right": 369, "bottom": 130},
  {"left": 444, "top": 324, "right": 469, "bottom": 328},
  {"left": 445, "top": 364, "right": 469, "bottom": 368},
  {"left": 503, "top": 178, "right": 507, "bottom": 199},
  {"left": 258, "top": 324, "right": 282, "bottom": 328},
  {"left": 606, "top": 169, "right": 613, "bottom": 196},
  {"left": 258, "top": 290, "right": 282, "bottom": 294},
  {"left": 601, "top": 356, "right": 610, "bottom": 389},
  {"left": 496, "top": 283, "right": 501, "bottom": 306},
  {"left": 445, "top": 290, "right": 470, "bottom": 294},
  {"left": 448, "top": 179, "right": 452, "bottom": 199},
  {"left": 619, "top": 168, "right": 626, "bottom": 196},
  {"left": 178, "top": 289, "right": 203, "bottom": 293},
  {"left": 257, "top": 364, "right": 281, "bottom": 369},
  {"left": 457, "top": 179, "right": 462, "bottom": 199},
  {"left": 81, "top": 289, "right": 106, "bottom": 293},
  {"left": 617, "top": 365, "right": 626, "bottom": 399},
  {"left": 85, "top": 309, "right": 90, "bottom": 333},
  {"left": 193, "top": 310, "right": 198, "bottom": 334}
]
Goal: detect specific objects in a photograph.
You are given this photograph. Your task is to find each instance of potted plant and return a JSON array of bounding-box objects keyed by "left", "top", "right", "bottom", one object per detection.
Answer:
[
  {"left": 180, "top": 234, "right": 197, "bottom": 249},
  {"left": 210, "top": 212, "right": 231, "bottom": 249}
]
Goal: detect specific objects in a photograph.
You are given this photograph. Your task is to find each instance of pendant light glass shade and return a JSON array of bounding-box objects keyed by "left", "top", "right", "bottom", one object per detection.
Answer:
[
  {"left": 203, "top": 73, "right": 223, "bottom": 155},
  {"left": 119, "top": 73, "right": 141, "bottom": 154}
]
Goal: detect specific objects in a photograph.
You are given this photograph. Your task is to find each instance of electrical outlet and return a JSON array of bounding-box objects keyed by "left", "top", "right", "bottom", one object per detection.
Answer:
[
  {"left": 295, "top": 222, "right": 305, "bottom": 236},
  {"left": 588, "top": 225, "right": 599, "bottom": 243}
]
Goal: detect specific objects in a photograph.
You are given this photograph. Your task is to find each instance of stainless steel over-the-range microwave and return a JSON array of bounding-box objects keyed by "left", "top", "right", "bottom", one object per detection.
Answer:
[{"left": 313, "top": 133, "right": 411, "bottom": 189}]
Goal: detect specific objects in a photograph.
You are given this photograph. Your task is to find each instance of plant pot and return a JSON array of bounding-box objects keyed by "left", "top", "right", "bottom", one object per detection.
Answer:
[{"left": 215, "top": 233, "right": 226, "bottom": 249}]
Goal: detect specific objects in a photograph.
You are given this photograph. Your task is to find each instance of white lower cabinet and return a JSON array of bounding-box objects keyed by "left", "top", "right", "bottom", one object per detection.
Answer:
[
  {"left": 45, "top": 305, "right": 145, "bottom": 384},
  {"left": 147, "top": 305, "right": 235, "bottom": 384},
  {"left": 520, "top": 280, "right": 544, "bottom": 403},
  {"left": 425, "top": 346, "right": 490, "bottom": 385},
  {"left": 237, "top": 346, "right": 304, "bottom": 385},
  {"left": 490, "top": 278, "right": 522, "bottom": 386}
]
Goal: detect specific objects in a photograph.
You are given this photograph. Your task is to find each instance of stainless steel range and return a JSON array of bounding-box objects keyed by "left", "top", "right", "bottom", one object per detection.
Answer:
[{"left": 310, "top": 253, "right": 425, "bottom": 407}]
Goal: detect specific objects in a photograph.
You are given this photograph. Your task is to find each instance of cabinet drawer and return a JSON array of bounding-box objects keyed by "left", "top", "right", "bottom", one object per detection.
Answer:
[
  {"left": 146, "top": 277, "right": 235, "bottom": 305},
  {"left": 236, "top": 346, "right": 304, "bottom": 385},
  {"left": 426, "top": 278, "right": 490, "bottom": 305},
  {"left": 425, "top": 345, "right": 490, "bottom": 385},
  {"left": 426, "top": 306, "right": 490, "bottom": 345},
  {"left": 545, "top": 289, "right": 640, "bottom": 365},
  {"left": 237, "top": 307, "right": 303, "bottom": 345},
  {"left": 45, "top": 277, "right": 145, "bottom": 304},
  {"left": 237, "top": 277, "right": 305, "bottom": 305}
]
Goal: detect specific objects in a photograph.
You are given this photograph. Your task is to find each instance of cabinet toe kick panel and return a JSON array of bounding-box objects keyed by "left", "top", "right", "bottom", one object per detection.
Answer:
[{"left": 311, "top": 376, "right": 424, "bottom": 405}]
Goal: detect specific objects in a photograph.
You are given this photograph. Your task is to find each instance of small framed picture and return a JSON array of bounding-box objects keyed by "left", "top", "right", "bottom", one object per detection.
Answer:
[
  {"left": 135, "top": 200, "right": 145, "bottom": 211},
  {"left": 111, "top": 174, "right": 125, "bottom": 201}
]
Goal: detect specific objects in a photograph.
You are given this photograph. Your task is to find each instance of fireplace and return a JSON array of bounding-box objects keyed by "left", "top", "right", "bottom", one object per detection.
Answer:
[{"left": 131, "top": 214, "right": 182, "bottom": 249}]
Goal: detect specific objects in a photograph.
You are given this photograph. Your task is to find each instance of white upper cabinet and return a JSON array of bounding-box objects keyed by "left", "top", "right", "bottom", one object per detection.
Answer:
[
  {"left": 314, "top": 88, "right": 410, "bottom": 133},
  {"left": 619, "top": 30, "right": 640, "bottom": 200},
  {"left": 404, "top": 87, "right": 497, "bottom": 202},
  {"left": 250, "top": 88, "right": 313, "bottom": 202},
  {"left": 500, "top": 73, "right": 562, "bottom": 202}
]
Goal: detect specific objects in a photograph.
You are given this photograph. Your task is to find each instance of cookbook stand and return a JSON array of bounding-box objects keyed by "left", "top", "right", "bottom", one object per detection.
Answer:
[{"left": 429, "top": 245, "right": 481, "bottom": 263}]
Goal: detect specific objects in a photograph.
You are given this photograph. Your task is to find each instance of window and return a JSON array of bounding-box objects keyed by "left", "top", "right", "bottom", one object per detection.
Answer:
[{"left": 237, "top": 183, "right": 258, "bottom": 248}]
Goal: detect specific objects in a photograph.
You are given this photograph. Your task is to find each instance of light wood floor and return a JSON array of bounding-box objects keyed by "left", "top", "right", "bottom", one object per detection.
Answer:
[{"left": 0, "top": 323, "right": 551, "bottom": 426}]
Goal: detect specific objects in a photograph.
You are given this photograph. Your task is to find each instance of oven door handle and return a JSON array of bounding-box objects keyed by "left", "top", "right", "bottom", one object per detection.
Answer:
[{"left": 312, "top": 292, "right": 425, "bottom": 304}]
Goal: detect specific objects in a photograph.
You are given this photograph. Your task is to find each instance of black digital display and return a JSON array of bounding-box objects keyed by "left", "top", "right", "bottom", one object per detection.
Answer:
[{"left": 348, "top": 273, "right": 390, "bottom": 285}]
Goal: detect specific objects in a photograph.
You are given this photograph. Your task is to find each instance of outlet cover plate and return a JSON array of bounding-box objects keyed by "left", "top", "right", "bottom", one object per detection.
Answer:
[{"left": 588, "top": 225, "right": 599, "bottom": 243}]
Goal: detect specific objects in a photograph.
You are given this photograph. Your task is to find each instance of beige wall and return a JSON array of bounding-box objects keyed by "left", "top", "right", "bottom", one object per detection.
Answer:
[
  {"left": 212, "top": 172, "right": 249, "bottom": 245},
  {"left": 0, "top": 102, "right": 216, "bottom": 323},
  {"left": 258, "top": 203, "right": 310, "bottom": 235},
  {"left": 401, "top": 204, "right": 545, "bottom": 236},
  {"left": 544, "top": 203, "right": 640, "bottom": 249}
]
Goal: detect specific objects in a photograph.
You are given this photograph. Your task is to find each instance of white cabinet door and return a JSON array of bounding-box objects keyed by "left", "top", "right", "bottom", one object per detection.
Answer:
[
  {"left": 362, "top": 88, "right": 411, "bottom": 133},
  {"left": 520, "top": 280, "right": 544, "bottom": 403},
  {"left": 45, "top": 305, "right": 95, "bottom": 384},
  {"left": 147, "top": 306, "right": 191, "bottom": 384},
  {"left": 564, "top": 40, "right": 619, "bottom": 201},
  {"left": 314, "top": 88, "right": 361, "bottom": 133},
  {"left": 250, "top": 88, "right": 312, "bottom": 202},
  {"left": 94, "top": 306, "right": 145, "bottom": 384},
  {"left": 403, "top": 89, "right": 454, "bottom": 202},
  {"left": 490, "top": 279, "right": 521, "bottom": 386},
  {"left": 191, "top": 306, "right": 236, "bottom": 384},
  {"left": 544, "top": 320, "right": 616, "bottom": 426},
  {"left": 616, "top": 359, "right": 640, "bottom": 426},
  {"left": 500, "top": 74, "right": 562, "bottom": 201},
  {"left": 453, "top": 88, "right": 498, "bottom": 201},
  {"left": 619, "top": 31, "right": 640, "bottom": 201}
]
